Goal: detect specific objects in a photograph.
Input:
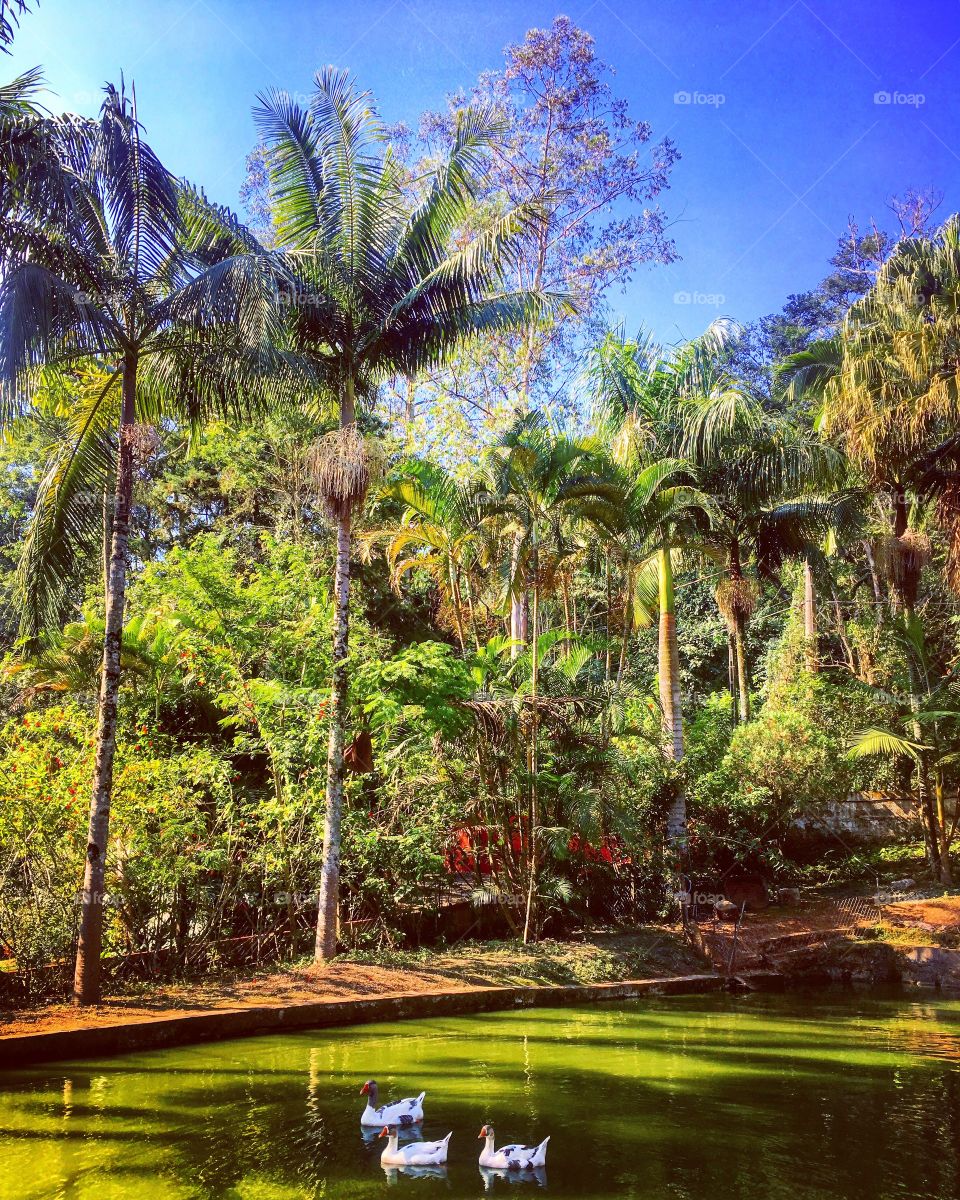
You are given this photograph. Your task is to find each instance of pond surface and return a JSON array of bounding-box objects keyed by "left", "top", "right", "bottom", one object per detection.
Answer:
[{"left": 3, "top": 989, "right": 960, "bottom": 1199}]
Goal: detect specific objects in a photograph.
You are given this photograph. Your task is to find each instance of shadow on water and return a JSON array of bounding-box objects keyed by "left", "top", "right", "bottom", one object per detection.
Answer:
[{"left": 4, "top": 991, "right": 960, "bottom": 1199}]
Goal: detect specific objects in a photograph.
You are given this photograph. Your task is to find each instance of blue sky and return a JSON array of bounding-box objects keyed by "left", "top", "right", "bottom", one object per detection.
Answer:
[{"left": 11, "top": 0, "right": 960, "bottom": 341}]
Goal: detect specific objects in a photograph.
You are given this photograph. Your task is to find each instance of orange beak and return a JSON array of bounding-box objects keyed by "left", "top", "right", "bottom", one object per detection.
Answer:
[
  {"left": 478, "top": 1126, "right": 487, "bottom": 1138},
  {"left": 379, "top": 1126, "right": 389, "bottom": 1138},
  {"left": 360, "top": 1083, "right": 369, "bottom": 1095}
]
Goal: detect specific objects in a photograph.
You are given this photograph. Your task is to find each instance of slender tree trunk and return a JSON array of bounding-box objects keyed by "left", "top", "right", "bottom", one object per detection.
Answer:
[
  {"left": 658, "top": 543, "right": 686, "bottom": 844},
  {"left": 803, "top": 556, "right": 819, "bottom": 673},
  {"left": 864, "top": 539, "right": 884, "bottom": 611},
  {"left": 728, "top": 541, "right": 752, "bottom": 722},
  {"left": 73, "top": 354, "right": 137, "bottom": 1005},
  {"left": 448, "top": 561, "right": 466, "bottom": 652},
  {"left": 315, "top": 377, "right": 356, "bottom": 961},
  {"left": 463, "top": 571, "right": 481, "bottom": 651},
  {"left": 935, "top": 763, "right": 953, "bottom": 883},
  {"left": 903, "top": 602, "right": 947, "bottom": 883},
  {"left": 509, "top": 534, "right": 526, "bottom": 657},
  {"left": 727, "top": 632, "right": 739, "bottom": 726},
  {"left": 604, "top": 551, "right": 612, "bottom": 683},
  {"left": 831, "top": 586, "right": 857, "bottom": 677},
  {"left": 404, "top": 372, "right": 415, "bottom": 427},
  {"left": 733, "top": 618, "right": 751, "bottom": 723},
  {"left": 101, "top": 483, "right": 113, "bottom": 612},
  {"left": 561, "top": 572, "right": 572, "bottom": 642},
  {"left": 616, "top": 566, "right": 633, "bottom": 686},
  {"left": 522, "top": 539, "right": 540, "bottom": 944}
]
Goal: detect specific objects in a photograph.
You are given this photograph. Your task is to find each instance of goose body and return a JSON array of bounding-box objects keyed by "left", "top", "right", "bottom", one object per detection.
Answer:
[
  {"left": 478, "top": 1125, "right": 550, "bottom": 1170},
  {"left": 379, "top": 1126, "right": 452, "bottom": 1167},
  {"left": 359, "top": 1080, "right": 425, "bottom": 1127}
]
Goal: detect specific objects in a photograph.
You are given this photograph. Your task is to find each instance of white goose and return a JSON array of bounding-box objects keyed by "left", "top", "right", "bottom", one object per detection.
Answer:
[
  {"left": 478, "top": 1124, "right": 550, "bottom": 1170},
  {"left": 379, "top": 1125, "right": 452, "bottom": 1167},
  {"left": 359, "top": 1079, "right": 425, "bottom": 1127}
]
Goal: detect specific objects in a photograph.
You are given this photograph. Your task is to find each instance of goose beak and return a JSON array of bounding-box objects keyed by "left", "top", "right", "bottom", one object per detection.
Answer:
[
  {"left": 478, "top": 1126, "right": 487, "bottom": 1138},
  {"left": 379, "top": 1127, "right": 389, "bottom": 1138},
  {"left": 360, "top": 1083, "right": 368, "bottom": 1095}
]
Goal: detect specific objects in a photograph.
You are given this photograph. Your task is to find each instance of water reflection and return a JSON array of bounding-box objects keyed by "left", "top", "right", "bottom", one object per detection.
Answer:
[
  {"left": 363, "top": 1121, "right": 424, "bottom": 1145},
  {"left": 479, "top": 1165, "right": 548, "bottom": 1190},
  {"left": 384, "top": 1163, "right": 450, "bottom": 1185},
  {"left": 3, "top": 992, "right": 960, "bottom": 1200}
]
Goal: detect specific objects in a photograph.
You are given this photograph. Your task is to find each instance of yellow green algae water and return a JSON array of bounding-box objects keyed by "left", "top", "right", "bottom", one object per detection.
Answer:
[{"left": 3, "top": 989, "right": 960, "bottom": 1199}]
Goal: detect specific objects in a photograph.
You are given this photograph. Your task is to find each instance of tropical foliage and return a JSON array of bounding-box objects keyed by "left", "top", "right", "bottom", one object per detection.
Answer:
[{"left": 2, "top": 13, "right": 960, "bottom": 1007}]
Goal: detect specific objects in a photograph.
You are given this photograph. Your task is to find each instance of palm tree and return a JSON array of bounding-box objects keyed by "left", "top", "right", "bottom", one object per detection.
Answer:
[
  {"left": 848, "top": 662, "right": 960, "bottom": 882},
  {"left": 478, "top": 411, "right": 617, "bottom": 938},
  {"left": 804, "top": 218, "right": 960, "bottom": 881},
  {"left": 0, "top": 0, "right": 34, "bottom": 49},
  {"left": 366, "top": 460, "right": 492, "bottom": 651},
  {"left": 587, "top": 328, "right": 713, "bottom": 845},
  {"left": 0, "top": 83, "right": 284, "bottom": 1003},
  {"left": 255, "top": 69, "right": 562, "bottom": 959},
  {"left": 818, "top": 217, "right": 960, "bottom": 575},
  {"left": 668, "top": 327, "right": 841, "bottom": 721}
]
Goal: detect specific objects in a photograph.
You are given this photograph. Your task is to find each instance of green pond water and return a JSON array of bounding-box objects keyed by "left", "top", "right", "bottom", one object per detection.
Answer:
[{"left": 3, "top": 989, "right": 960, "bottom": 1199}]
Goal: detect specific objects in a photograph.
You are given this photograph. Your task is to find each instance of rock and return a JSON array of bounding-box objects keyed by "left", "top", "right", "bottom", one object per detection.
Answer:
[
  {"left": 900, "top": 945, "right": 960, "bottom": 987},
  {"left": 774, "top": 938, "right": 902, "bottom": 984},
  {"left": 889, "top": 878, "right": 916, "bottom": 892},
  {"left": 777, "top": 887, "right": 801, "bottom": 906},
  {"left": 715, "top": 899, "right": 741, "bottom": 923}
]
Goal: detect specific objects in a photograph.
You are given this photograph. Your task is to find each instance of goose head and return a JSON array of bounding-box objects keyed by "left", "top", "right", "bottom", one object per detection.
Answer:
[
  {"left": 379, "top": 1125, "right": 399, "bottom": 1150},
  {"left": 479, "top": 1123, "right": 496, "bottom": 1149},
  {"left": 360, "top": 1080, "right": 378, "bottom": 1105}
]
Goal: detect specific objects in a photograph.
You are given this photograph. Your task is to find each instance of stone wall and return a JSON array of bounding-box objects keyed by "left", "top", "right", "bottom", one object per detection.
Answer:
[{"left": 793, "top": 792, "right": 924, "bottom": 845}]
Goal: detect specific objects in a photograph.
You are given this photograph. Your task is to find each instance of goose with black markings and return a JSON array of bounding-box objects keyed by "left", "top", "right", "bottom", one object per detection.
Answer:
[{"left": 359, "top": 1079, "right": 425, "bottom": 1126}]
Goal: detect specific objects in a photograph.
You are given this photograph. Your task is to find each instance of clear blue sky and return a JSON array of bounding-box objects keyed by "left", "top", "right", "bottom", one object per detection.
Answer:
[{"left": 11, "top": 0, "right": 960, "bottom": 340}]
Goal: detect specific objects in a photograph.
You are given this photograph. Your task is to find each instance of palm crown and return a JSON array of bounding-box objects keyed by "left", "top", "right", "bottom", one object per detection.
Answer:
[{"left": 255, "top": 68, "right": 564, "bottom": 406}]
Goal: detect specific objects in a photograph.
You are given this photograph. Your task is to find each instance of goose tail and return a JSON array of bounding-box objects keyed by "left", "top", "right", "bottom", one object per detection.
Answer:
[
  {"left": 531, "top": 1136, "right": 550, "bottom": 1167},
  {"left": 416, "top": 1091, "right": 426, "bottom": 1105}
]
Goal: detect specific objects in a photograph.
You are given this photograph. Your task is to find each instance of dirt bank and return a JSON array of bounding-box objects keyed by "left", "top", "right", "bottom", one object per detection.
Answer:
[{"left": 0, "top": 930, "right": 705, "bottom": 1041}]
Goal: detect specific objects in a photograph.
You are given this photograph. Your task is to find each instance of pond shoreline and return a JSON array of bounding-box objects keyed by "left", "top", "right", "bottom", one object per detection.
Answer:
[{"left": 1, "top": 971, "right": 781, "bottom": 1069}]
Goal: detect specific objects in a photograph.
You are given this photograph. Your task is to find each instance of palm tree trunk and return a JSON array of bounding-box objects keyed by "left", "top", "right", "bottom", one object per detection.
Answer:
[
  {"left": 616, "top": 566, "right": 633, "bottom": 686},
  {"left": 934, "top": 762, "right": 953, "bottom": 884},
  {"left": 733, "top": 618, "right": 751, "bottom": 723},
  {"left": 463, "top": 571, "right": 481, "bottom": 651},
  {"left": 509, "top": 534, "right": 526, "bottom": 657},
  {"left": 803, "top": 556, "right": 819, "bottom": 673},
  {"left": 404, "top": 372, "right": 416, "bottom": 427},
  {"left": 728, "top": 541, "right": 752, "bottom": 722},
  {"left": 903, "top": 602, "right": 947, "bottom": 883},
  {"left": 658, "top": 543, "right": 685, "bottom": 844},
  {"left": 72, "top": 354, "right": 136, "bottom": 1005},
  {"left": 448, "top": 561, "right": 466, "bottom": 652},
  {"left": 727, "top": 632, "right": 739, "bottom": 726},
  {"left": 101, "top": 482, "right": 113, "bottom": 611},
  {"left": 315, "top": 377, "right": 356, "bottom": 961},
  {"left": 604, "top": 551, "right": 613, "bottom": 682},
  {"left": 522, "top": 539, "right": 540, "bottom": 944},
  {"left": 864, "top": 539, "right": 884, "bottom": 611}
]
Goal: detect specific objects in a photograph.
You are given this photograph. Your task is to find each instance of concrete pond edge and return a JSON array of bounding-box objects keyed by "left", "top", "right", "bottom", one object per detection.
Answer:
[{"left": 1, "top": 971, "right": 780, "bottom": 1069}]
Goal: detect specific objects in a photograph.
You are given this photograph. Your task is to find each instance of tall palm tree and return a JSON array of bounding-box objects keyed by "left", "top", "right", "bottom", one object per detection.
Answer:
[
  {"left": 819, "top": 217, "right": 960, "bottom": 572},
  {"left": 0, "top": 83, "right": 284, "bottom": 1003},
  {"left": 587, "top": 328, "right": 713, "bottom": 844},
  {"left": 255, "top": 69, "right": 562, "bottom": 959},
  {"left": 791, "top": 220, "right": 960, "bottom": 881},
  {"left": 668, "top": 327, "right": 841, "bottom": 721}
]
